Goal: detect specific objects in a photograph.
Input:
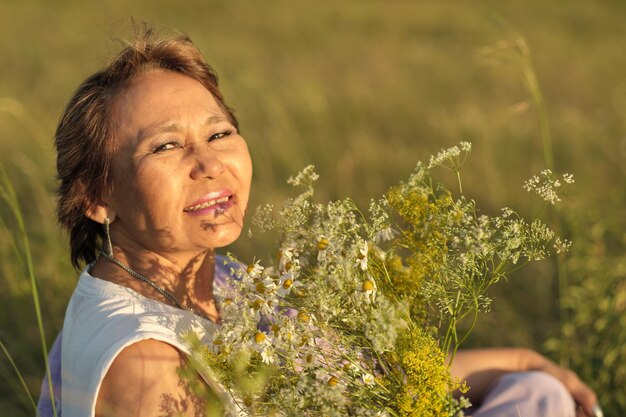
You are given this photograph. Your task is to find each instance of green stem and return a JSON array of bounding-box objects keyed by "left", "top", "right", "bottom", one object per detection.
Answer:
[
  {"left": 0, "top": 339, "right": 37, "bottom": 413},
  {"left": 517, "top": 37, "right": 570, "bottom": 366},
  {"left": 453, "top": 302, "right": 480, "bottom": 359},
  {"left": 555, "top": 252, "right": 569, "bottom": 367},
  {"left": 442, "top": 291, "right": 462, "bottom": 356}
]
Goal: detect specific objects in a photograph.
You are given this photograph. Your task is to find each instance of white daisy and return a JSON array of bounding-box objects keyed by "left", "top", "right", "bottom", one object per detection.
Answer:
[{"left": 355, "top": 241, "right": 369, "bottom": 271}]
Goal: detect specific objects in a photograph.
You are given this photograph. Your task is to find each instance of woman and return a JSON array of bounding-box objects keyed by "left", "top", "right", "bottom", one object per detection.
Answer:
[{"left": 38, "top": 28, "right": 600, "bottom": 417}]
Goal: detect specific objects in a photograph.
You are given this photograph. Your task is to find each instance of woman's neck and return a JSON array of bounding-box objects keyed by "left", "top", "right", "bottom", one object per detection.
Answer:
[{"left": 90, "top": 245, "right": 219, "bottom": 322}]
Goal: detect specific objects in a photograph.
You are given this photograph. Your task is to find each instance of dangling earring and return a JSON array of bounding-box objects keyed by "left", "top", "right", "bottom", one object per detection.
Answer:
[{"left": 103, "top": 217, "right": 113, "bottom": 257}]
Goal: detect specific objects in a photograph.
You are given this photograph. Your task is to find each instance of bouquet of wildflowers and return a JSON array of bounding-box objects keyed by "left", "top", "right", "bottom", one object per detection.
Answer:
[{"left": 190, "top": 142, "right": 572, "bottom": 416}]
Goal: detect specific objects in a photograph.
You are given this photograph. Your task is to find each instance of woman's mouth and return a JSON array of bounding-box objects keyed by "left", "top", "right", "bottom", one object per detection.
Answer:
[{"left": 183, "top": 191, "right": 234, "bottom": 216}]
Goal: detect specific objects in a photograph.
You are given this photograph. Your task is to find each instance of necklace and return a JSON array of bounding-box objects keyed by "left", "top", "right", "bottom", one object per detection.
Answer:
[{"left": 100, "top": 250, "right": 212, "bottom": 321}]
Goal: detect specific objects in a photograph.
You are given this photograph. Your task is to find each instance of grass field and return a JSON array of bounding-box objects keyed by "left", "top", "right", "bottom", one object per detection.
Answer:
[{"left": 1, "top": 0, "right": 625, "bottom": 414}]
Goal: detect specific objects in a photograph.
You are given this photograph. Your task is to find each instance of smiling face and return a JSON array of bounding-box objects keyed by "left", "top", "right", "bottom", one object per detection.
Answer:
[{"left": 100, "top": 70, "right": 252, "bottom": 255}]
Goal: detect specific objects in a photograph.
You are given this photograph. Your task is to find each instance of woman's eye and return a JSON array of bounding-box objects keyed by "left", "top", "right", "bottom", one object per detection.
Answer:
[
  {"left": 208, "top": 130, "right": 233, "bottom": 141},
  {"left": 153, "top": 141, "right": 180, "bottom": 153}
]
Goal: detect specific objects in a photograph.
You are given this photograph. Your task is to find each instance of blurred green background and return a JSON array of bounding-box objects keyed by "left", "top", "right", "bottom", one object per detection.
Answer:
[{"left": 1, "top": 0, "right": 625, "bottom": 415}]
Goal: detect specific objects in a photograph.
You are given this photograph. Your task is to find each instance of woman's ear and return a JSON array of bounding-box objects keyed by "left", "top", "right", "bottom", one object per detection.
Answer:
[{"left": 85, "top": 202, "right": 116, "bottom": 225}]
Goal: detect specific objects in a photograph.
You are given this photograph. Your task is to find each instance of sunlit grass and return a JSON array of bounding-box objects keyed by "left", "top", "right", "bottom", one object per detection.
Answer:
[
  {"left": 0, "top": 164, "right": 57, "bottom": 417},
  {"left": 0, "top": 0, "right": 624, "bottom": 414}
]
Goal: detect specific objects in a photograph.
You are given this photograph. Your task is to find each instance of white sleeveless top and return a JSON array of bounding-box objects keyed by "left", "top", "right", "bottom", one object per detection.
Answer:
[{"left": 60, "top": 267, "right": 237, "bottom": 417}]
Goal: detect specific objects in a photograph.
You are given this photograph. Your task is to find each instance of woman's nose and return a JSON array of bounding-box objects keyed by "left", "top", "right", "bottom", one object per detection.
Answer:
[{"left": 189, "top": 144, "right": 225, "bottom": 180}]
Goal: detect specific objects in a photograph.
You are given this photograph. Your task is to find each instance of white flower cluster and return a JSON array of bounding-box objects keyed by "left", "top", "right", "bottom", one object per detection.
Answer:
[
  {"left": 523, "top": 169, "right": 574, "bottom": 205},
  {"left": 287, "top": 164, "right": 320, "bottom": 187},
  {"left": 248, "top": 203, "right": 275, "bottom": 236},
  {"left": 428, "top": 141, "right": 472, "bottom": 169},
  {"left": 553, "top": 237, "right": 572, "bottom": 254},
  {"left": 368, "top": 198, "right": 395, "bottom": 243}
]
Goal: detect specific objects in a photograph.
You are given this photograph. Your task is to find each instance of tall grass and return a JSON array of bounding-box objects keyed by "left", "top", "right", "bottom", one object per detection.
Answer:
[
  {"left": 477, "top": 34, "right": 581, "bottom": 371},
  {"left": 0, "top": 163, "right": 55, "bottom": 416},
  {"left": 1, "top": 0, "right": 625, "bottom": 414}
]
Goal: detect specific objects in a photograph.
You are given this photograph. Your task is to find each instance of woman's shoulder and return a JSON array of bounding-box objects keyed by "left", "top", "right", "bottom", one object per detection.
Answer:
[
  {"left": 96, "top": 339, "right": 214, "bottom": 417},
  {"left": 61, "top": 266, "right": 216, "bottom": 372},
  {"left": 103, "top": 339, "right": 183, "bottom": 379},
  {"left": 60, "top": 270, "right": 218, "bottom": 416},
  {"left": 101, "top": 339, "right": 184, "bottom": 381}
]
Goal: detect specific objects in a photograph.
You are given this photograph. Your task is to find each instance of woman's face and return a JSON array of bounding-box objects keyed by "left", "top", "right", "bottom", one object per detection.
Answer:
[{"left": 105, "top": 70, "right": 252, "bottom": 255}]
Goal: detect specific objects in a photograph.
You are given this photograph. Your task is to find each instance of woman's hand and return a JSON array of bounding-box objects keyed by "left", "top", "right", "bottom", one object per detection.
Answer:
[{"left": 522, "top": 349, "right": 598, "bottom": 416}]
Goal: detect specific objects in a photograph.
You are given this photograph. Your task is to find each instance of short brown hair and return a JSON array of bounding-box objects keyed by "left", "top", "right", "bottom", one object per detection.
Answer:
[{"left": 56, "top": 26, "right": 238, "bottom": 268}]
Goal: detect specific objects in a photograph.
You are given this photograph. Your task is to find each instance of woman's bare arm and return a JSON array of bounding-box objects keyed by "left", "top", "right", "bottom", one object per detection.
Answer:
[
  {"left": 449, "top": 348, "right": 597, "bottom": 416},
  {"left": 96, "top": 339, "right": 216, "bottom": 417}
]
